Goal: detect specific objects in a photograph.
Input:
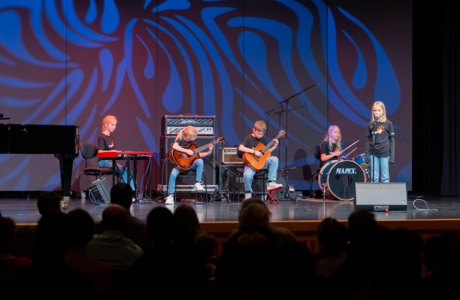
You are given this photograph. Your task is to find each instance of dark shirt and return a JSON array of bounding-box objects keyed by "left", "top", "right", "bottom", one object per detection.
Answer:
[
  {"left": 237, "top": 134, "right": 267, "bottom": 158},
  {"left": 320, "top": 140, "right": 339, "bottom": 167},
  {"left": 98, "top": 133, "right": 115, "bottom": 162},
  {"left": 365, "top": 119, "right": 395, "bottom": 163},
  {"left": 176, "top": 138, "right": 194, "bottom": 149}
]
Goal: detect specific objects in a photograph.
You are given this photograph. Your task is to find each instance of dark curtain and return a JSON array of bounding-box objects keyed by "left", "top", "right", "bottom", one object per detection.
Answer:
[{"left": 413, "top": 1, "right": 460, "bottom": 195}]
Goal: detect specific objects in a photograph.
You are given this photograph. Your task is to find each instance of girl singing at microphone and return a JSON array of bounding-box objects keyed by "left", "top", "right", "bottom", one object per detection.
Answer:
[{"left": 365, "top": 101, "right": 395, "bottom": 182}]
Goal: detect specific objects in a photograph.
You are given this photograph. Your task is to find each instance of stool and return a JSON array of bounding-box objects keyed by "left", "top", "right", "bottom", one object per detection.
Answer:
[
  {"left": 172, "top": 170, "right": 208, "bottom": 204},
  {"left": 266, "top": 186, "right": 283, "bottom": 204}
]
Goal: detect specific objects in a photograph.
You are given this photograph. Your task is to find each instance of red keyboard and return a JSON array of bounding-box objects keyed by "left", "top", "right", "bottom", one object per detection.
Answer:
[{"left": 97, "top": 151, "right": 154, "bottom": 158}]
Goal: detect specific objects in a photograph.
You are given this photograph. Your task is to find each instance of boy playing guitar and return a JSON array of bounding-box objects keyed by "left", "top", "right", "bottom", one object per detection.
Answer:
[{"left": 237, "top": 121, "right": 284, "bottom": 200}]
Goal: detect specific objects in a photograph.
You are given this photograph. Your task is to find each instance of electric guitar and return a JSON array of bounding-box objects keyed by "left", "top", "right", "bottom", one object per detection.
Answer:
[
  {"left": 169, "top": 137, "right": 226, "bottom": 173},
  {"left": 243, "top": 130, "right": 285, "bottom": 171}
]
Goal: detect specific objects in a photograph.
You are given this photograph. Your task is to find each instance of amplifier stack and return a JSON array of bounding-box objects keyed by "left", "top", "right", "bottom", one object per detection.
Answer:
[{"left": 159, "top": 115, "right": 218, "bottom": 193}]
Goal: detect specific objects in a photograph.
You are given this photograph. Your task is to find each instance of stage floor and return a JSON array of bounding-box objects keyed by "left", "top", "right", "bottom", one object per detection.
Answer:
[{"left": 0, "top": 193, "right": 458, "bottom": 224}]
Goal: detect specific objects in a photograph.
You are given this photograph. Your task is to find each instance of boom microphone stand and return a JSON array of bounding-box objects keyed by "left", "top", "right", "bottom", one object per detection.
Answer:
[{"left": 265, "top": 79, "right": 320, "bottom": 187}]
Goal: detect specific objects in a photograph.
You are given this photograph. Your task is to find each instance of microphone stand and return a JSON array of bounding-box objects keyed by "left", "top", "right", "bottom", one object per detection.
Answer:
[
  {"left": 371, "top": 116, "right": 379, "bottom": 183},
  {"left": 265, "top": 80, "right": 320, "bottom": 185}
]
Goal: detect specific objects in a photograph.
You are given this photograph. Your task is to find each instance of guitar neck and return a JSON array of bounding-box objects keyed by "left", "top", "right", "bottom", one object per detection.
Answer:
[
  {"left": 194, "top": 140, "right": 218, "bottom": 154},
  {"left": 262, "top": 133, "right": 283, "bottom": 152}
]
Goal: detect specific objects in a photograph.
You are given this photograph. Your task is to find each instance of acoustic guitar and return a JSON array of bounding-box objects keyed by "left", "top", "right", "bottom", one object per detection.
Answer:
[
  {"left": 243, "top": 130, "right": 285, "bottom": 171},
  {"left": 169, "top": 137, "right": 225, "bottom": 173}
]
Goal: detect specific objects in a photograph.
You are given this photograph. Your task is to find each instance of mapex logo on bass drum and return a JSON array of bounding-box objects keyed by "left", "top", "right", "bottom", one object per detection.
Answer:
[{"left": 335, "top": 168, "right": 357, "bottom": 174}]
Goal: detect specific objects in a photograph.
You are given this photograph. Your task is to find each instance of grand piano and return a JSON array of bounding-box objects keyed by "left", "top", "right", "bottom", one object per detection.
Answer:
[{"left": 0, "top": 123, "right": 79, "bottom": 197}]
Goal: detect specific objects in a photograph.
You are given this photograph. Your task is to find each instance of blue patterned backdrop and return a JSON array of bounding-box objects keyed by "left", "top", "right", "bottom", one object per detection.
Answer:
[{"left": 0, "top": 0, "right": 412, "bottom": 191}]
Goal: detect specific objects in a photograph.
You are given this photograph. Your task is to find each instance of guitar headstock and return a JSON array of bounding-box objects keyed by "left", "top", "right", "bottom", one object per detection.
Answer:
[
  {"left": 276, "top": 130, "right": 286, "bottom": 139},
  {"left": 216, "top": 137, "right": 226, "bottom": 144}
]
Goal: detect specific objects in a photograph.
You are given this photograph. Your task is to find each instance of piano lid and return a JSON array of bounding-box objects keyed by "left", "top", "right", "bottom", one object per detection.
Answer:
[{"left": 0, "top": 124, "right": 79, "bottom": 155}]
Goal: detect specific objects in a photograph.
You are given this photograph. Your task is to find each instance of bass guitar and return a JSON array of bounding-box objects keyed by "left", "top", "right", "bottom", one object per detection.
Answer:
[
  {"left": 243, "top": 130, "right": 285, "bottom": 171},
  {"left": 169, "top": 137, "right": 226, "bottom": 173}
]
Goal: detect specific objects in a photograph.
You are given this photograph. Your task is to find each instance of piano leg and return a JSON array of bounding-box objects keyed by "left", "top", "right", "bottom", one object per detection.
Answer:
[{"left": 56, "top": 154, "right": 75, "bottom": 197}]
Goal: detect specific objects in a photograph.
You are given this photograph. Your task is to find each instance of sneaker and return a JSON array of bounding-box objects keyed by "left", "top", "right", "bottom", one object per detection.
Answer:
[
  {"left": 267, "top": 181, "right": 283, "bottom": 190},
  {"left": 194, "top": 182, "right": 205, "bottom": 192},
  {"left": 165, "top": 194, "right": 174, "bottom": 205},
  {"left": 244, "top": 192, "right": 252, "bottom": 200}
]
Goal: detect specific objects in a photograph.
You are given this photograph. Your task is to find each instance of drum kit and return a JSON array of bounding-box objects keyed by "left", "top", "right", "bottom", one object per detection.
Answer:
[{"left": 317, "top": 140, "right": 371, "bottom": 201}]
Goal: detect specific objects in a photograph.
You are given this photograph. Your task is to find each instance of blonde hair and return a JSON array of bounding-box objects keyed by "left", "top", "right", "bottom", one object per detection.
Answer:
[
  {"left": 371, "top": 101, "right": 387, "bottom": 123},
  {"left": 323, "top": 125, "right": 342, "bottom": 151},
  {"left": 254, "top": 121, "right": 266, "bottom": 133},
  {"left": 102, "top": 115, "right": 117, "bottom": 132},
  {"left": 175, "top": 126, "right": 198, "bottom": 142}
]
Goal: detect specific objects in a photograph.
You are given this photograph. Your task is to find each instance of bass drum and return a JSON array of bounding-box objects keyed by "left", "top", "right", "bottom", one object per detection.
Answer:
[{"left": 318, "top": 160, "right": 366, "bottom": 200}]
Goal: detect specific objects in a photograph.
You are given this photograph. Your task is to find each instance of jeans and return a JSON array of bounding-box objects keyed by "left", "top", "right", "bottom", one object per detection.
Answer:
[
  {"left": 243, "top": 156, "right": 279, "bottom": 193},
  {"left": 369, "top": 155, "right": 390, "bottom": 183},
  {"left": 168, "top": 158, "right": 204, "bottom": 194},
  {"left": 99, "top": 159, "right": 135, "bottom": 190}
]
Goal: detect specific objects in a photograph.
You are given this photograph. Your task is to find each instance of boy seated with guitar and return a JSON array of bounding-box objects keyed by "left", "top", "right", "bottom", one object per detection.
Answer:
[
  {"left": 237, "top": 121, "right": 284, "bottom": 200},
  {"left": 165, "top": 126, "right": 213, "bottom": 205}
]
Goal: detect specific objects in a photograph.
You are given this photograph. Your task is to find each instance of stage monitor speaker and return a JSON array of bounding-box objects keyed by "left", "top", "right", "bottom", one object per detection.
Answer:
[
  {"left": 354, "top": 182, "right": 407, "bottom": 211},
  {"left": 88, "top": 178, "right": 111, "bottom": 204},
  {"left": 161, "top": 136, "right": 216, "bottom": 186}
]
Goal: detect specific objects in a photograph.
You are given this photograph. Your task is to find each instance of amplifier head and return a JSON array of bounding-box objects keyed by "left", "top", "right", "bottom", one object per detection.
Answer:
[{"left": 219, "top": 147, "right": 244, "bottom": 164}]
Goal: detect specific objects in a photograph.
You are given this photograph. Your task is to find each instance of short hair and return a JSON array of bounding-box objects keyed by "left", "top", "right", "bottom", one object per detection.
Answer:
[
  {"left": 111, "top": 183, "right": 133, "bottom": 210},
  {"left": 37, "top": 191, "right": 61, "bottom": 215},
  {"left": 254, "top": 121, "right": 266, "bottom": 133},
  {"left": 102, "top": 115, "right": 117, "bottom": 132},
  {"left": 102, "top": 204, "right": 129, "bottom": 231}
]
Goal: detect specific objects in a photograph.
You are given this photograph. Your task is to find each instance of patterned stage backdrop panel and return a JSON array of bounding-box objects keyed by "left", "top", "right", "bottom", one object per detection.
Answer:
[{"left": 0, "top": 0, "right": 412, "bottom": 191}]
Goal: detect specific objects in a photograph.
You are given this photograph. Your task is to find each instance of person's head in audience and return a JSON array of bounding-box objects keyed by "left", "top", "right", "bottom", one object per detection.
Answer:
[
  {"left": 67, "top": 209, "right": 94, "bottom": 248},
  {"left": 110, "top": 183, "right": 133, "bottom": 211},
  {"left": 37, "top": 191, "right": 61, "bottom": 215},
  {"left": 147, "top": 207, "right": 174, "bottom": 244},
  {"left": 0, "top": 217, "right": 16, "bottom": 256},
  {"left": 36, "top": 211, "right": 70, "bottom": 260},
  {"left": 102, "top": 204, "right": 130, "bottom": 232},
  {"left": 173, "top": 204, "right": 201, "bottom": 245},
  {"left": 317, "top": 217, "right": 348, "bottom": 255},
  {"left": 239, "top": 197, "right": 271, "bottom": 219},
  {"left": 237, "top": 201, "right": 271, "bottom": 248},
  {"left": 348, "top": 209, "right": 378, "bottom": 245}
]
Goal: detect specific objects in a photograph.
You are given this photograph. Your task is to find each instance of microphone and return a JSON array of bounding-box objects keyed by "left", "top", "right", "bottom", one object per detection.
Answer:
[
  {"left": 315, "top": 79, "right": 320, "bottom": 87},
  {"left": 374, "top": 114, "right": 380, "bottom": 120}
]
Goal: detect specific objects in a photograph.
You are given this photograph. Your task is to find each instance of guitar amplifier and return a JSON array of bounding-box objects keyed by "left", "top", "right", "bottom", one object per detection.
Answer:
[
  {"left": 219, "top": 147, "right": 244, "bottom": 165},
  {"left": 161, "top": 115, "right": 215, "bottom": 136}
]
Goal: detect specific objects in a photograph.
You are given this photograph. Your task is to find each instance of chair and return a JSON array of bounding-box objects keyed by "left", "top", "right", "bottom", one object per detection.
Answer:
[
  {"left": 309, "top": 145, "right": 321, "bottom": 198},
  {"left": 77, "top": 143, "right": 113, "bottom": 197},
  {"left": 236, "top": 168, "right": 268, "bottom": 202},
  {"left": 172, "top": 169, "right": 208, "bottom": 204}
]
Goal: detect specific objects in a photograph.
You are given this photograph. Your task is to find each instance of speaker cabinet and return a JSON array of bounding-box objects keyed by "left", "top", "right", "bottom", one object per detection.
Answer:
[
  {"left": 160, "top": 136, "right": 216, "bottom": 186},
  {"left": 218, "top": 164, "right": 266, "bottom": 195},
  {"left": 354, "top": 182, "right": 407, "bottom": 211},
  {"left": 87, "top": 178, "right": 111, "bottom": 204}
]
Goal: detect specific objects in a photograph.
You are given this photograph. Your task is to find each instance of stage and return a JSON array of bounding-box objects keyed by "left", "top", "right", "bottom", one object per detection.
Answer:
[{"left": 1, "top": 192, "right": 459, "bottom": 223}]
